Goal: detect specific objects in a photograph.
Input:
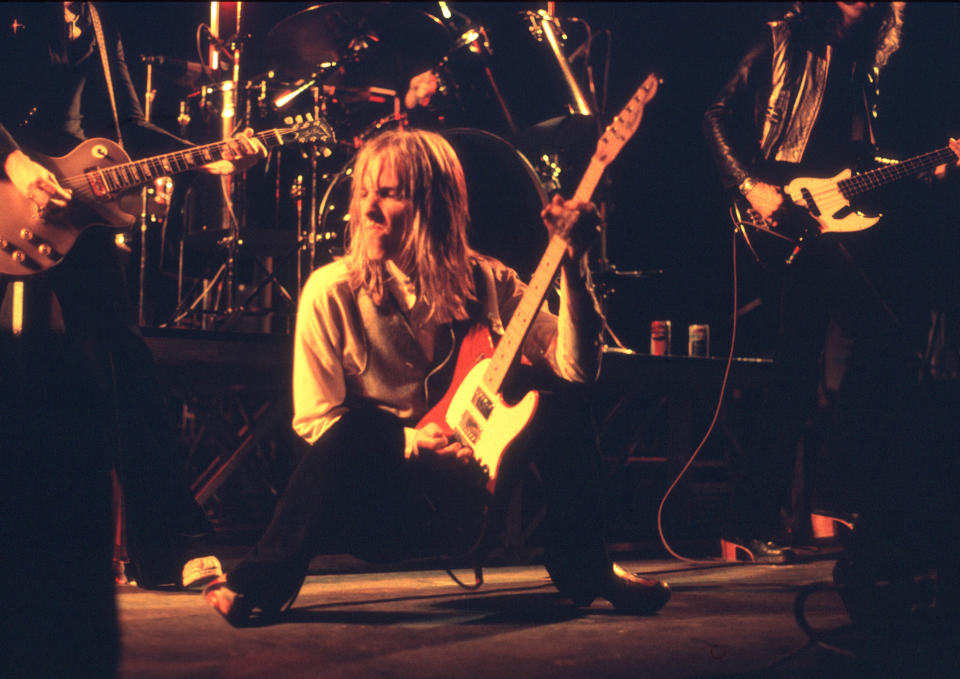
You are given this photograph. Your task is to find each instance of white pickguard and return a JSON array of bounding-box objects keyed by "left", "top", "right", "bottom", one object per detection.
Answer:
[
  {"left": 785, "top": 169, "right": 880, "bottom": 234},
  {"left": 446, "top": 359, "right": 538, "bottom": 483}
]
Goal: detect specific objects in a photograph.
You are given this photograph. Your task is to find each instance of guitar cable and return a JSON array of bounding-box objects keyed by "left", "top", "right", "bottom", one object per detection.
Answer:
[{"left": 654, "top": 228, "right": 741, "bottom": 564}]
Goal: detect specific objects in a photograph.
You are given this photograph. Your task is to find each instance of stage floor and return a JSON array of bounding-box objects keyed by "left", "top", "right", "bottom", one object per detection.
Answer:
[{"left": 115, "top": 555, "right": 881, "bottom": 679}]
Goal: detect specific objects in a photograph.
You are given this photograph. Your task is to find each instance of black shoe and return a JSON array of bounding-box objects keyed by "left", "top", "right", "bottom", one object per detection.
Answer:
[{"left": 598, "top": 563, "right": 671, "bottom": 614}]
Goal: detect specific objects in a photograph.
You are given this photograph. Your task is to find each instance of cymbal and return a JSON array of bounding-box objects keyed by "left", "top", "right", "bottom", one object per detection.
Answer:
[
  {"left": 265, "top": 2, "right": 450, "bottom": 86},
  {"left": 513, "top": 114, "right": 598, "bottom": 154}
]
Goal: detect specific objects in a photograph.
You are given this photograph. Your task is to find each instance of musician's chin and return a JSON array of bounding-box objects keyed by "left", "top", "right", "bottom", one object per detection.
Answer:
[{"left": 363, "top": 226, "right": 401, "bottom": 261}]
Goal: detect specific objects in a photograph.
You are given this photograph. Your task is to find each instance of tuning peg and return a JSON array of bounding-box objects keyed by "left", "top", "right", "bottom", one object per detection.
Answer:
[
  {"left": 284, "top": 116, "right": 294, "bottom": 125},
  {"left": 305, "top": 112, "right": 314, "bottom": 121},
  {"left": 294, "top": 115, "right": 304, "bottom": 124}
]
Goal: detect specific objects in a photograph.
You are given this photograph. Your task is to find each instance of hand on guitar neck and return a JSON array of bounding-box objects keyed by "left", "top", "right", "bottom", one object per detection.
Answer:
[
  {"left": 540, "top": 194, "right": 602, "bottom": 264},
  {"left": 933, "top": 137, "right": 960, "bottom": 179},
  {"left": 200, "top": 127, "right": 269, "bottom": 176}
]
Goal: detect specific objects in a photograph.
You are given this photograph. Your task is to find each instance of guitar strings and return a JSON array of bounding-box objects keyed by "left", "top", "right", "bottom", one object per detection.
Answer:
[
  {"left": 53, "top": 129, "right": 288, "bottom": 193},
  {"left": 801, "top": 146, "right": 954, "bottom": 206}
]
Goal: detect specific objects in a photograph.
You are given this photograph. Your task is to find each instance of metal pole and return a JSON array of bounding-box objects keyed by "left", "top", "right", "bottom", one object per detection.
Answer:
[{"left": 137, "top": 61, "right": 154, "bottom": 326}]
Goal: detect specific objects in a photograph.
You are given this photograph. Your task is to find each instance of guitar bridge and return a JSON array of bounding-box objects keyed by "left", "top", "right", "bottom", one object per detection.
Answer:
[{"left": 457, "top": 411, "right": 482, "bottom": 445}]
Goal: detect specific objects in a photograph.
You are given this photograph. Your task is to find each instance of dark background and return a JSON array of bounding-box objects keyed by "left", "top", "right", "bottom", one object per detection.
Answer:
[{"left": 2, "top": 2, "right": 958, "bottom": 356}]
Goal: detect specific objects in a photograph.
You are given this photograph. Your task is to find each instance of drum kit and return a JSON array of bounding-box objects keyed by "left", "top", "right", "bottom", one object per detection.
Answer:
[{"left": 143, "top": 2, "right": 624, "bottom": 333}]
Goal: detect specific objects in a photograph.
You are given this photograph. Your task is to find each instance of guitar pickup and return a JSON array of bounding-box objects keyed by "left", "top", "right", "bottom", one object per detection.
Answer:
[
  {"left": 86, "top": 169, "right": 112, "bottom": 199},
  {"left": 471, "top": 388, "right": 493, "bottom": 420},
  {"left": 799, "top": 187, "right": 821, "bottom": 217}
]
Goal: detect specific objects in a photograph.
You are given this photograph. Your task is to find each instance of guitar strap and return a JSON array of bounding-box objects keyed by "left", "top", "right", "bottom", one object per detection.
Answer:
[{"left": 87, "top": 3, "right": 124, "bottom": 149}]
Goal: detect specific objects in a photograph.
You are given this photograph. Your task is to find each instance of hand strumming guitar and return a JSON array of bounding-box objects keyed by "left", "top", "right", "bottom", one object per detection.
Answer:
[
  {"left": 4, "top": 150, "right": 72, "bottom": 210},
  {"left": 415, "top": 422, "right": 473, "bottom": 460},
  {"left": 743, "top": 181, "right": 784, "bottom": 228}
]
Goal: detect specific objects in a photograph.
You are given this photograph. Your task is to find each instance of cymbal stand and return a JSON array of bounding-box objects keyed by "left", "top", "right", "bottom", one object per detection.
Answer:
[
  {"left": 527, "top": 9, "right": 593, "bottom": 117},
  {"left": 201, "top": 3, "right": 243, "bottom": 328},
  {"left": 309, "top": 84, "right": 322, "bottom": 275},
  {"left": 137, "top": 58, "right": 155, "bottom": 326}
]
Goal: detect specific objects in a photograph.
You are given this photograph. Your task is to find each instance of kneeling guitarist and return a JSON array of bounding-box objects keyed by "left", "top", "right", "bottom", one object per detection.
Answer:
[
  {"left": 703, "top": 2, "right": 960, "bottom": 563},
  {"left": 203, "top": 125, "right": 672, "bottom": 626}
]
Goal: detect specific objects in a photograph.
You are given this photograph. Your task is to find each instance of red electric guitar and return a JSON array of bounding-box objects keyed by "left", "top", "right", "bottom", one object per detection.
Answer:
[{"left": 417, "top": 73, "right": 660, "bottom": 492}]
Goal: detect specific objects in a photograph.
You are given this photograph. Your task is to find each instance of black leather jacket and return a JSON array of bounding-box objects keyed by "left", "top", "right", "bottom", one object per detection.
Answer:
[{"left": 703, "top": 19, "right": 879, "bottom": 192}]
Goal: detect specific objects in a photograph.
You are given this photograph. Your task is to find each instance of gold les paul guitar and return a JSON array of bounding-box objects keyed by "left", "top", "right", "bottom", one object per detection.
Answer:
[
  {"left": 417, "top": 73, "right": 660, "bottom": 493},
  {"left": 731, "top": 144, "right": 959, "bottom": 266},
  {"left": 0, "top": 117, "right": 334, "bottom": 276}
]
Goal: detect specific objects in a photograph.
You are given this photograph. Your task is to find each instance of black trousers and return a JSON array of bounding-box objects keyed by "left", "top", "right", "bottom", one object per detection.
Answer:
[
  {"left": 723, "top": 238, "right": 913, "bottom": 541},
  {"left": 229, "top": 374, "right": 612, "bottom": 605}
]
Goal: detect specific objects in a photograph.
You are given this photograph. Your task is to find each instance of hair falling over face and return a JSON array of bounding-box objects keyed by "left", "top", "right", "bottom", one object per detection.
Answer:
[{"left": 345, "top": 129, "right": 478, "bottom": 324}]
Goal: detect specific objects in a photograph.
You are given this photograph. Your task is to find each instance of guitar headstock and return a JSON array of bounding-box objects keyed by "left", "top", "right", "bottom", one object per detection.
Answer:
[
  {"left": 281, "top": 114, "right": 336, "bottom": 155},
  {"left": 594, "top": 73, "right": 660, "bottom": 166}
]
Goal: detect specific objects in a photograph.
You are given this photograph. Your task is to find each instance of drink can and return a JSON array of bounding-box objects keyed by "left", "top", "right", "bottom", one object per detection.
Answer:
[
  {"left": 688, "top": 324, "right": 710, "bottom": 357},
  {"left": 650, "top": 320, "right": 671, "bottom": 356}
]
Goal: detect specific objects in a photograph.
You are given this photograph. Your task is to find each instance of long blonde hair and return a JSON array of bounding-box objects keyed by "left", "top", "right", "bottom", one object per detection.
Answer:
[{"left": 344, "top": 128, "right": 477, "bottom": 323}]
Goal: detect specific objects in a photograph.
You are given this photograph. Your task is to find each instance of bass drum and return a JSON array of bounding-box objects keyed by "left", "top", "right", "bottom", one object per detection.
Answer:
[{"left": 315, "top": 128, "right": 549, "bottom": 278}]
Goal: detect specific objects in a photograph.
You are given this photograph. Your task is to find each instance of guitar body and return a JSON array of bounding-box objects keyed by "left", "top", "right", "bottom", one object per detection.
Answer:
[
  {"left": 785, "top": 168, "right": 880, "bottom": 234},
  {"left": 417, "top": 325, "right": 539, "bottom": 493},
  {"left": 416, "top": 73, "right": 659, "bottom": 497},
  {"left": 0, "top": 119, "right": 335, "bottom": 276},
  {"left": 0, "top": 138, "right": 140, "bottom": 276},
  {"left": 732, "top": 164, "right": 883, "bottom": 268}
]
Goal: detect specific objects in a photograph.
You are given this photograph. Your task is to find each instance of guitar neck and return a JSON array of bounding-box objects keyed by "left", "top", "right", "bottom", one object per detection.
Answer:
[
  {"left": 476, "top": 72, "right": 657, "bottom": 395},
  {"left": 839, "top": 146, "right": 959, "bottom": 198},
  {"left": 94, "top": 129, "right": 287, "bottom": 192},
  {"left": 480, "top": 156, "right": 606, "bottom": 395}
]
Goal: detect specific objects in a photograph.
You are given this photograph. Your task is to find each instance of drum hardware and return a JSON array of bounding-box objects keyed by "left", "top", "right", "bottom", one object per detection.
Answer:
[
  {"left": 138, "top": 56, "right": 156, "bottom": 326},
  {"left": 524, "top": 9, "right": 593, "bottom": 117},
  {"left": 264, "top": 3, "right": 450, "bottom": 85},
  {"left": 437, "top": 23, "right": 517, "bottom": 134},
  {"left": 142, "top": 54, "right": 212, "bottom": 91},
  {"left": 271, "top": 61, "right": 339, "bottom": 110},
  {"left": 535, "top": 153, "right": 564, "bottom": 195},
  {"left": 177, "top": 100, "right": 192, "bottom": 137},
  {"left": 135, "top": 58, "right": 176, "bottom": 327}
]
